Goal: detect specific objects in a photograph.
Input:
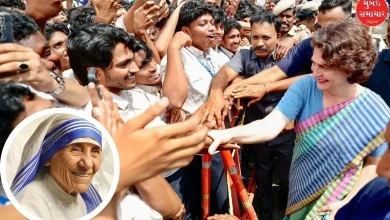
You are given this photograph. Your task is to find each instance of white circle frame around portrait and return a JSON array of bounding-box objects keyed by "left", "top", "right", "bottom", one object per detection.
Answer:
[{"left": 0, "top": 108, "right": 121, "bottom": 220}]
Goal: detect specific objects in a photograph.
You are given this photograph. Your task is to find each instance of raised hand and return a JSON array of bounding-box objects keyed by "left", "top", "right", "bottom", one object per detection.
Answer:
[
  {"left": 0, "top": 43, "right": 59, "bottom": 93},
  {"left": 232, "top": 84, "right": 267, "bottom": 106},
  {"left": 169, "top": 31, "right": 192, "bottom": 50}
]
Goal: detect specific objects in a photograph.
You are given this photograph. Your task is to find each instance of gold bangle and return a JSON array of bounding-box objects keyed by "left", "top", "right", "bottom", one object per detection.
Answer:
[{"left": 264, "top": 83, "right": 269, "bottom": 94}]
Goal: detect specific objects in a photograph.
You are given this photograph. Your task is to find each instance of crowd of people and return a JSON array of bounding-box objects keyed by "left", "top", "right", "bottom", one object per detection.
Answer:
[{"left": 0, "top": 0, "right": 389, "bottom": 219}]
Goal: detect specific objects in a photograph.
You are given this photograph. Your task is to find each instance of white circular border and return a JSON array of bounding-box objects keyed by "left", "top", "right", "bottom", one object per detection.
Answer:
[{"left": 0, "top": 108, "right": 121, "bottom": 220}]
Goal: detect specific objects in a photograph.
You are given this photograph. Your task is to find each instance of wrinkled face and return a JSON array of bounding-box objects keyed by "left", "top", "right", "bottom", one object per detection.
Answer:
[
  {"left": 221, "top": 28, "right": 240, "bottom": 53},
  {"left": 184, "top": 14, "right": 216, "bottom": 51},
  {"left": 26, "top": 0, "right": 63, "bottom": 19},
  {"left": 265, "top": 0, "right": 275, "bottom": 11},
  {"left": 46, "top": 140, "right": 101, "bottom": 194},
  {"left": 52, "top": 11, "right": 67, "bottom": 23},
  {"left": 49, "top": 31, "right": 70, "bottom": 71},
  {"left": 315, "top": 7, "right": 347, "bottom": 31},
  {"left": 251, "top": 22, "right": 278, "bottom": 58},
  {"left": 134, "top": 50, "right": 160, "bottom": 85},
  {"left": 377, "top": 122, "right": 390, "bottom": 186},
  {"left": 240, "top": 17, "right": 251, "bottom": 38},
  {"left": 12, "top": 96, "right": 55, "bottom": 128},
  {"left": 214, "top": 22, "right": 225, "bottom": 47},
  {"left": 311, "top": 47, "right": 349, "bottom": 91},
  {"left": 97, "top": 43, "right": 139, "bottom": 94},
  {"left": 278, "top": 9, "right": 296, "bottom": 34},
  {"left": 19, "top": 32, "right": 62, "bottom": 75}
]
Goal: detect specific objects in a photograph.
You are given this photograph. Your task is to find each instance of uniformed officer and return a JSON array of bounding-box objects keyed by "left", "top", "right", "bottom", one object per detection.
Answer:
[
  {"left": 301, "top": 0, "right": 320, "bottom": 21},
  {"left": 296, "top": 9, "right": 316, "bottom": 32},
  {"left": 273, "top": 0, "right": 311, "bottom": 43}
]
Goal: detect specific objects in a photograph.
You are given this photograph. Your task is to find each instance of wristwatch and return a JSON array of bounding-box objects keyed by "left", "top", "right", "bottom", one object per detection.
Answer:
[{"left": 47, "top": 71, "right": 65, "bottom": 96}]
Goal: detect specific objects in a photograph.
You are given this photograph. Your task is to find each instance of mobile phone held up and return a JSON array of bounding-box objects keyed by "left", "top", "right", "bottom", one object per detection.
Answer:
[
  {"left": 0, "top": 12, "right": 16, "bottom": 79},
  {"left": 87, "top": 67, "right": 103, "bottom": 100},
  {"left": 0, "top": 12, "right": 13, "bottom": 44}
]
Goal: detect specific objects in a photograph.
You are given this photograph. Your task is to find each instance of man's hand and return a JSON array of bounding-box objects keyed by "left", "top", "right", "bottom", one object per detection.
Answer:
[
  {"left": 0, "top": 43, "right": 59, "bottom": 93},
  {"left": 169, "top": 31, "right": 192, "bottom": 50},
  {"left": 231, "top": 84, "right": 267, "bottom": 106},
  {"left": 88, "top": 83, "right": 124, "bottom": 136},
  {"left": 172, "top": 204, "right": 185, "bottom": 220},
  {"left": 26, "top": 0, "right": 62, "bottom": 23},
  {"left": 133, "top": 1, "right": 160, "bottom": 35},
  {"left": 275, "top": 37, "right": 295, "bottom": 61},
  {"left": 201, "top": 91, "right": 230, "bottom": 129},
  {"left": 239, "top": 37, "right": 250, "bottom": 47},
  {"left": 165, "top": 108, "right": 186, "bottom": 123},
  {"left": 92, "top": 0, "right": 120, "bottom": 24},
  {"left": 115, "top": 97, "right": 208, "bottom": 184},
  {"left": 157, "top": 0, "right": 169, "bottom": 21},
  {"left": 318, "top": 200, "right": 348, "bottom": 220}
]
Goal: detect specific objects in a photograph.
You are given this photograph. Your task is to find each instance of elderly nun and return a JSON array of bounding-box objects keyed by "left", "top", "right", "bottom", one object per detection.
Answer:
[{"left": 10, "top": 113, "right": 103, "bottom": 220}]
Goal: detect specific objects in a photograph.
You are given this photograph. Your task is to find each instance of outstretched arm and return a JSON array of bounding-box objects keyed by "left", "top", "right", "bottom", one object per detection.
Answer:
[{"left": 208, "top": 109, "right": 290, "bottom": 153}]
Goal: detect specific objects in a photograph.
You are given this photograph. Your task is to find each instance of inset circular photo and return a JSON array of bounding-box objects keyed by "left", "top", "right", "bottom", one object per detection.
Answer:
[{"left": 0, "top": 108, "right": 120, "bottom": 220}]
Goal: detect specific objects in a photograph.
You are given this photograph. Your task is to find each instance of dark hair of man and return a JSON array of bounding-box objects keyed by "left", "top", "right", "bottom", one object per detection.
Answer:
[
  {"left": 223, "top": 18, "right": 241, "bottom": 36},
  {"left": 133, "top": 38, "right": 153, "bottom": 67},
  {"left": 121, "top": 0, "right": 132, "bottom": 11},
  {"left": 68, "top": 6, "right": 96, "bottom": 32},
  {"left": 250, "top": 12, "right": 281, "bottom": 33},
  {"left": 311, "top": 19, "right": 376, "bottom": 83},
  {"left": 213, "top": 6, "right": 226, "bottom": 24},
  {"left": 0, "top": 7, "right": 40, "bottom": 42},
  {"left": 67, "top": 24, "right": 136, "bottom": 86},
  {"left": 0, "top": 82, "right": 35, "bottom": 149},
  {"left": 296, "top": 9, "right": 315, "bottom": 22},
  {"left": 234, "top": 7, "right": 252, "bottom": 21},
  {"left": 318, "top": 0, "right": 352, "bottom": 18},
  {"left": 45, "top": 22, "right": 71, "bottom": 41},
  {"left": 0, "top": 0, "right": 26, "bottom": 10},
  {"left": 176, "top": 0, "right": 215, "bottom": 32},
  {"left": 237, "top": 0, "right": 264, "bottom": 13}
]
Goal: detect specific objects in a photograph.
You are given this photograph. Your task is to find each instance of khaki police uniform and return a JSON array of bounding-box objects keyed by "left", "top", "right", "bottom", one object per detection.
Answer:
[{"left": 273, "top": 0, "right": 311, "bottom": 43}]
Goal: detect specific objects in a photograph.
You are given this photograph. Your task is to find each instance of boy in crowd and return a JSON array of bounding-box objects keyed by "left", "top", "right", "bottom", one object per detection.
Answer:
[{"left": 162, "top": 1, "right": 229, "bottom": 218}]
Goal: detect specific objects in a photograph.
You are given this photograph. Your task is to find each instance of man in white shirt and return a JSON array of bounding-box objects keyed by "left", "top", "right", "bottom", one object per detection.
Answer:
[
  {"left": 219, "top": 18, "right": 242, "bottom": 61},
  {"left": 161, "top": 1, "right": 229, "bottom": 218},
  {"left": 67, "top": 23, "right": 185, "bottom": 219}
]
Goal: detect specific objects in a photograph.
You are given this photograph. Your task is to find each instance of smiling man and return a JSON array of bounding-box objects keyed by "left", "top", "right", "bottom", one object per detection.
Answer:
[
  {"left": 205, "top": 12, "right": 292, "bottom": 220},
  {"left": 273, "top": 0, "right": 311, "bottom": 42}
]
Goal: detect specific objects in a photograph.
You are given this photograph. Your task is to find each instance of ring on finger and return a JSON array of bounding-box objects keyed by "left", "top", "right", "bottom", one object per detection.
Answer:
[{"left": 17, "top": 62, "right": 29, "bottom": 74}]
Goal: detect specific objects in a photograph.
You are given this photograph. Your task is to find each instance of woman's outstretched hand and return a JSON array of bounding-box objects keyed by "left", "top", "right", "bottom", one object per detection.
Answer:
[{"left": 207, "top": 129, "right": 234, "bottom": 155}]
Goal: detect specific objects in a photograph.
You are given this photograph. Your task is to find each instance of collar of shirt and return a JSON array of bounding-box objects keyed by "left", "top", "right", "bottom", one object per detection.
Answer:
[
  {"left": 111, "top": 91, "right": 130, "bottom": 111},
  {"left": 218, "top": 46, "right": 235, "bottom": 59},
  {"left": 186, "top": 46, "right": 213, "bottom": 60},
  {"left": 250, "top": 47, "right": 276, "bottom": 61},
  {"left": 136, "top": 84, "right": 161, "bottom": 96},
  {"left": 286, "top": 25, "right": 298, "bottom": 37}
]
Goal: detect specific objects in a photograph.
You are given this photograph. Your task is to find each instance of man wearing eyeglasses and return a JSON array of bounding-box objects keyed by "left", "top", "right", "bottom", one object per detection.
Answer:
[{"left": 202, "top": 0, "right": 354, "bottom": 122}]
